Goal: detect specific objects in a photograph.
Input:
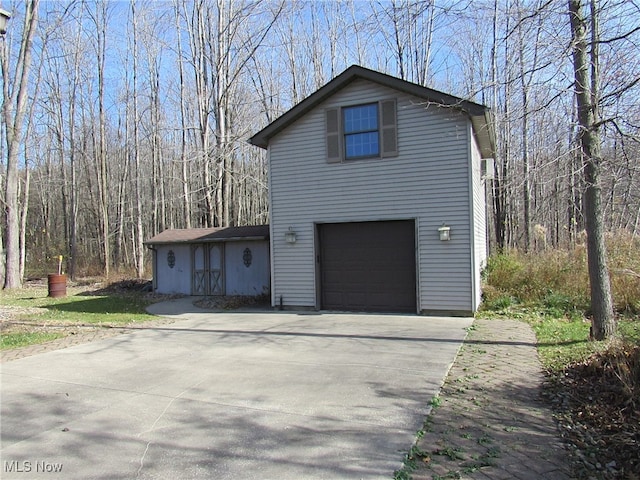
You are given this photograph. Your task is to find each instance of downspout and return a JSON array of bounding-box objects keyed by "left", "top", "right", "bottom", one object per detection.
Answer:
[
  {"left": 266, "top": 144, "right": 276, "bottom": 309},
  {"left": 467, "top": 120, "right": 479, "bottom": 314}
]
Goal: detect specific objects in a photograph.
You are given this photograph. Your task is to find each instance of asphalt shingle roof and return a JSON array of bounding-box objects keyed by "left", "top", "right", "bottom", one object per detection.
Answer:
[{"left": 145, "top": 225, "right": 269, "bottom": 245}]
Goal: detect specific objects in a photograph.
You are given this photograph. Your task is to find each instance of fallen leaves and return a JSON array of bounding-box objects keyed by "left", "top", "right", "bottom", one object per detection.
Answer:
[{"left": 547, "top": 342, "right": 640, "bottom": 479}]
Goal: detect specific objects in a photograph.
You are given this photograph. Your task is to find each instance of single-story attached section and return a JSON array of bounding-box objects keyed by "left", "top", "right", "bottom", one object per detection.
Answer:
[{"left": 145, "top": 225, "right": 270, "bottom": 296}]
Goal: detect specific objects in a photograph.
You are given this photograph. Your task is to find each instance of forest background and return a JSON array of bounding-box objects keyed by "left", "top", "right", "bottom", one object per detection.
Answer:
[{"left": 1, "top": 0, "right": 638, "bottom": 282}]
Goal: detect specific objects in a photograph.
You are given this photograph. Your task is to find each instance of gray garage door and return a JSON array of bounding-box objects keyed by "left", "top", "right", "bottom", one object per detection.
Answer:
[{"left": 319, "top": 220, "right": 416, "bottom": 312}]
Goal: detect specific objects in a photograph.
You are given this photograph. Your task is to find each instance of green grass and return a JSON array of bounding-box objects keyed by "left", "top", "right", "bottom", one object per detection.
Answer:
[
  {"left": 1, "top": 332, "right": 64, "bottom": 350},
  {"left": 531, "top": 316, "right": 640, "bottom": 372},
  {"left": 1, "top": 289, "right": 156, "bottom": 326},
  {"left": 479, "top": 297, "right": 640, "bottom": 373},
  {"left": 1, "top": 286, "right": 159, "bottom": 350}
]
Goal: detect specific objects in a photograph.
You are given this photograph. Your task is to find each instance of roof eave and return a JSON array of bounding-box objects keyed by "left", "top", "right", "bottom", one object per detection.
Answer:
[
  {"left": 471, "top": 111, "right": 496, "bottom": 159},
  {"left": 145, "top": 235, "right": 269, "bottom": 246},
  {"left": 248, "top": 68, "right": 362, "bottom": 149}
]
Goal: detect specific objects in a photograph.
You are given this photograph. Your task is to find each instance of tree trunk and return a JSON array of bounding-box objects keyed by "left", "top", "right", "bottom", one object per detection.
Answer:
[
  {"left": 131, "top": 2, "right": 144, "bottom": 278},
  {"left": 0, "top": 223, "right": 4, "bottom": 286},
  {"left": 19, "top": 166, "right": 30, "bottom": 281},
  {"left": 68, "top": 24, "right": 81, "bottom": 279},
  {"left": 568, "top": 0, "right": 615, "bottom": 340},
  {"left": 92, "top": 0, "right": 110, "bottom": 277},
  {"left": 516, "top": 2, "right": 531, "bottom": 251},
  {"left": 176, "top": 2, "right": 192, "bottom": 229},
  {"left": 2, "top": 0, "right": 40, "bottom": 289}
]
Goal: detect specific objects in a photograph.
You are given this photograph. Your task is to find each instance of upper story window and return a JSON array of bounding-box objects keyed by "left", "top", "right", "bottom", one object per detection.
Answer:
[
  {"left": 326, "top": 99, "right": 397, "bottom": 164},
  {"left": 343, "top": 104, "right": 379, "bottom": 158}
]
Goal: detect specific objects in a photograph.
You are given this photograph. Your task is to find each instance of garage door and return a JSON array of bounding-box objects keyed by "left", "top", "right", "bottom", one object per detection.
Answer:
[{"left": 319, "top": 220, "right": 416, "bottom": 312}]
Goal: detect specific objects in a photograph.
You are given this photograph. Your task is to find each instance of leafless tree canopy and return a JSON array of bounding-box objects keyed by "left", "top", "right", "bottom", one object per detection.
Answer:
[{"left": 1, "top": 0, "right": 638, "bottom": 281}]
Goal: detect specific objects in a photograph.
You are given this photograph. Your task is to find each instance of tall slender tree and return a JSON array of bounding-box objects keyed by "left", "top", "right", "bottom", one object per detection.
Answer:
[
  {"left": 2, "top": 0, "right": 40, "bottom": 289},
  {"left": 568, "top": 0, "right": 615, "bottom": 339},
  {"left": 174, "top": 0, "right": 192, "bottom": 229},
  {"left": 95, "top": 0, "right": 110, "bottom": 277},
  {"left": 130, "top": 1, "right": 144, "bottom": 278}
]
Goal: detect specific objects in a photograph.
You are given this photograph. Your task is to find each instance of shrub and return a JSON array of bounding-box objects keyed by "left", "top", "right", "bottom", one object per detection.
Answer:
[
  {"left": 607, "top": 231, "right": 640, "bottom": 314},
  {"left": 482, "top": 232, "right": 640, "bottom": 316},
  {"left": 483, "top": 251, "right": 526, "bottom": 292},
  {"left": 485, "top": 294, "right": 519, "bottom": 311}
]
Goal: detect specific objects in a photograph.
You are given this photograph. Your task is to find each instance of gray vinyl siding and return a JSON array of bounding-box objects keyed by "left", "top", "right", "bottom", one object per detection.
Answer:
[
  {"left": 470, "top": 128, "right": 488, "bottom": 311},
  {"left": 224, "top": 241, "right": 270, "bottom": 296},
  {"left": 269, "top": 79, "right": 474, "bottom": 312},
  {"left": 154, "top": 245, "right": 192, "bottom": 295}
]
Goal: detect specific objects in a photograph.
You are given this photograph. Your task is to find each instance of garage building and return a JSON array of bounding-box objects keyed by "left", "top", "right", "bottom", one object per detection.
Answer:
[{"left": 249, "top": 65, "right": 495, "bottom": 315}]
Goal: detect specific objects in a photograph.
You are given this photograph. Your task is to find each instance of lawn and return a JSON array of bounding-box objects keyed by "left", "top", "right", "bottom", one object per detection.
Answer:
[
  {"left": 0, "top": 282, "right": 160, "bottom": 351},
  {"left": 1, "top": 331, "right": 65, "bottom": 349},
  {"left": 531, "top": 314, "right": 640, "bottom": 372}
]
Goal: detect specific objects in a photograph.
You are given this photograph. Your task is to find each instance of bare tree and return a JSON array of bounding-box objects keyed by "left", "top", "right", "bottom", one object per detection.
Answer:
[
  {"left": 2, "top": 0, "right": 40, "bottom": 289},
  {"left": 82, "top": 0, "right": 111, "bottom": 276},
  {"left": 568, "top": 0, "right": 615, "bottom": 339},
  {"left": 130, "top": 1, "right": 144, "bottom": 278},
  {"left": 174, "top": 0, "right": 192, "bottom": 229},
  {"left": 19, "top": 54, "right": 44, "bottom": 281},
  {"left": 181, "top": 0, "right": 283, "bottom": 227}
]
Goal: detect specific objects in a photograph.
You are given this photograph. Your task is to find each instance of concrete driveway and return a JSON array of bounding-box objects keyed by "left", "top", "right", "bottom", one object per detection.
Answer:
[{"left": 1, "top": 298, "right": 472, "bottom": 479}]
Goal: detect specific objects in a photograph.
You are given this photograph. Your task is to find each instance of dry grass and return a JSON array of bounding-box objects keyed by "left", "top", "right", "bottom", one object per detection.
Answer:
[{"left": 482, "top": 231, "right": 640, "bottom": 315}]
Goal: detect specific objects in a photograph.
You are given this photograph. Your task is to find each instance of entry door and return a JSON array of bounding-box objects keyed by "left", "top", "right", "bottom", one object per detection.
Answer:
[
  {"left": 318, "top": 220, "right": 416, "bottom": 312},
  {"left": 191, "top": 244, "right": 224, "bottom": 295}
]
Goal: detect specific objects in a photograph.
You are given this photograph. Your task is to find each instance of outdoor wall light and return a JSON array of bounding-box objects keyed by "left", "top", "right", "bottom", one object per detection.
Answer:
[
  {"left": 438, "top": 223, "right": 451, "bottom": 241},
  {"left": 285, "top": 227, "right": 297, "bottom": 244}
]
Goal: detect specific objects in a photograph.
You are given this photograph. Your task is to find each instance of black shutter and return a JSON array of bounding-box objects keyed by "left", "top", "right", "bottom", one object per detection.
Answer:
[
  {"left": 326, "top": 108, "right": 341, "bottom": 163},
  {"left": 380, "top": 99, "right": 398, "bottom": 157}
]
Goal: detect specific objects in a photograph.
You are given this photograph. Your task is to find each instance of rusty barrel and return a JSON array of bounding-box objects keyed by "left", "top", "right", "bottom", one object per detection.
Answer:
[{"left": 47, "top": 274, "right": 67, "bottom": 298}]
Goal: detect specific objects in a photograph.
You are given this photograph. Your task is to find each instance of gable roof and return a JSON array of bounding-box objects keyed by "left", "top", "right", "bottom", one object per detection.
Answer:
[
  {"left": 145, "top": 225, "right": 269, "bottom": 245},
  {"left": 249, "top": 65, "right": 495, "bottom": 159}
]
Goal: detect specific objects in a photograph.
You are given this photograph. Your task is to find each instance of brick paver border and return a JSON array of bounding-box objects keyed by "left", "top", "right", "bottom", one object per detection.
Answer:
[{"left": 407, "top": 318, "right": 571, "bottom": 480}]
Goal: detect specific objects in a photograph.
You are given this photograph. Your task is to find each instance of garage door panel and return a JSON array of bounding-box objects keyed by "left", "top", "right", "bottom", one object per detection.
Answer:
[
  {"left": 319, "top": 220, "right": 416, "bottom": 313},
  {"left": 323, "top": 291, "right": 344, "bottom": 306}
]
